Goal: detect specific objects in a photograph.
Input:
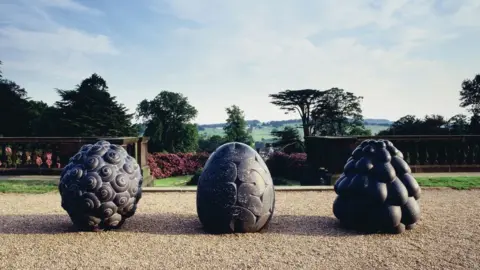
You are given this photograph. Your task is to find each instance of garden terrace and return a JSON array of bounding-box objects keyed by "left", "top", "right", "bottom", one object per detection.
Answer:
[
  {"left": 306, "top": 135, "right": 480, "bottom": 174},
  {"left": 0, "top": 137, "right": 151, "bottom": 185},
  {"left": 0, "top": 190, "right": 479, "bottom": 269}
]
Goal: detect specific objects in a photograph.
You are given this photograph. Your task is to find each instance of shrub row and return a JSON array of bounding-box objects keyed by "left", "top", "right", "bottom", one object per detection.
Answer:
[
  {"left": 147, "top": 152, "right": 210, "bottom": 179},
  {"left": 265, "top": 152, "right": 308, "bottom": 183},
  {"left": 147, "top": 151, "right": 309, "bottom": 182}
]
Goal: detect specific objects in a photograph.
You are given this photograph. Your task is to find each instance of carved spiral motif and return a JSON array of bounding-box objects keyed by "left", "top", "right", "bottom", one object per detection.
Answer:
[
  {"left": 332, "top": 139, "right": 422, "bottom": 234},
  {"left": 59, "top": 140, "right": 143, "bottom": 231},
  {"left": 196, "top": 142, "right": 275, "bottom": 234}
]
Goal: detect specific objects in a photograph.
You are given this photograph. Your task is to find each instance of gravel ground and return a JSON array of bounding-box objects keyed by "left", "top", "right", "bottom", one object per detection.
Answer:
[{"left": 0, "top": 190, "right": 479, "bottom": 270}]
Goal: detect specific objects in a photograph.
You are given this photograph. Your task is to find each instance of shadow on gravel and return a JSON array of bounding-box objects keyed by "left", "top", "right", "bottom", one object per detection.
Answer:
[
  {"left": 267, "top": 215, "right": 355, "bottom": 237},
  {"left": 0, "top": 213, "right": 353, "bottom": 236}
]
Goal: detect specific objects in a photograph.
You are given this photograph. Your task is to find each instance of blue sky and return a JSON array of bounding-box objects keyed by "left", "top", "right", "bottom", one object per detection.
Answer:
[{"left": 0, "top": 0, "right": 479, "bottom": 124}]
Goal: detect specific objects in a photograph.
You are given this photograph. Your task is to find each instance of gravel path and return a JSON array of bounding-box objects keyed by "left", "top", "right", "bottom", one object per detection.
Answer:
[{"left": 0, "top": 190, "right": 479, "bottom": 270}]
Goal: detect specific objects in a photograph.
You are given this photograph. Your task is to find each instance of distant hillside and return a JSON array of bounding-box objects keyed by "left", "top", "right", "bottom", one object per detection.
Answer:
[{"left": 197, "top": 118, "right": 393, "bottom": 129}]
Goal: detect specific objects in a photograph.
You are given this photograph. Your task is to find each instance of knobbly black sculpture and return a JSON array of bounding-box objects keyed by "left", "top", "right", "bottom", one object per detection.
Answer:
[
  {"left": 59, "top": 140, "right": 143, "bottom": 231},
  {"left": 333, "top": 139, "right": 421, "bottom": 234},
  {"left": 196, "top": 142, "right": 275, "bottom": 233}
]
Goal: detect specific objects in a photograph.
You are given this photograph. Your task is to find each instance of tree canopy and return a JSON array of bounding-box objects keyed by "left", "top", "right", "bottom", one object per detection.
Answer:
[
  {"left": 311, "top": 88, "right": 368, "bottom": 136},
  {"left": 54, "top": 73, "right": 137, "bottom": 137},
  {"left": 271, "top": 126, "right": 304, "bottom": 153},
  {"left": 223, "top": 105, "right": 254, "bottom": 146},
  {"left": 460, "top": 74, "right": 480, "bottom": 115},
  {"left": 269, "top": 89, "right": 322, "bottom": 137},
  {"left": 136, "top": 91, "right": 198, "bottom": 152}
]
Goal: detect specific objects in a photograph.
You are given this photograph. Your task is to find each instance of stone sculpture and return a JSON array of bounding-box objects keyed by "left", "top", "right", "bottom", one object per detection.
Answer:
[
  {"left": 59, "top": 140, "right": 143, "bottom": 231},
  {"left": 196, "top": 142, "right": 275, "bottom": 233},
  {"left": 333, "top": 139, "right": 421, "bottom": 234}
]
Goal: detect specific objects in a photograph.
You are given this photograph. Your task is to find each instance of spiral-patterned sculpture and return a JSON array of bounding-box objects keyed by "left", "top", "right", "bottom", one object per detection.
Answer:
[
  {"left": 59, "top": 140, "right": 143, "bottom": 231},
  {"left": 196, "top": 142, "right": 275, "bottom": 233},
  {"left": 333, "top": 139, "right": 421, "bottom": 234}
]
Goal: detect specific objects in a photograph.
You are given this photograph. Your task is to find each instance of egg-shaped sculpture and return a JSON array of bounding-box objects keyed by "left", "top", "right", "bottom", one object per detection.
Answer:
[
  {"left": 333, "top": 139, "right": 421, "bottom": 234},
  {"left": 58, "top": 140, "right": 143, "bottom": 231},
  {"left": 196, "top": 142, "right": 275, "bottom": 233}
]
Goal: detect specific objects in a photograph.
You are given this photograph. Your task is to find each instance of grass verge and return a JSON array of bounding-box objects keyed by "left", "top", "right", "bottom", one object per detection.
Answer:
[
  {"left": 154, "top": 175, "right": 193, "bottom": 187},
  {"left": 1, "top": 176, "right": 480, "bottom": 193},
  {"left": 415, "top": 176, "right": 480, "bottom": 190},
  {"left": 0, "top": 180, "right": 58, "bottom": 194}
]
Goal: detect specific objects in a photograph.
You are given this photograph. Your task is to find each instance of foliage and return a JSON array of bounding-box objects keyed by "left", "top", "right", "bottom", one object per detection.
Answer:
[
  {"left": 0, "top": 77, "right": 36, "bottom": 136},
  {"left": 54, "top": 73, "right": 137, "bottom": 136},
  {"left": 223, "top": 105, "right": 254, "bottom": 146},
  {"left": 137, "top": 91, "right": 198, "bottom": 153},
  {"left": 447, "top": 114, "right": 469, "bottom": 135},
  {"left": 198, "top": 134, "right": 226, "bottom": 153},
  {"left": 379, "top": 114, "right": 455, "bottom": 135},
  {"left": 147, "top": 152, "right": 209, "bottom": 179},
  {"left": 460, "top": 74, "right": 480, "bottom": 115},
  {"left": 265, "top": 152, "right": 308, "bottom": 183},
  {"left": 270, "top": 126, "right": 304, "bottom": 153},
  {"left": 269, "top": 89, "right": 323, "bottom": 137},
  {"left": 311, "top": 88, "right": 366, "bottom": 136},
  {"left": 186, "top": 168, "right": 203, "bottom": 186}
]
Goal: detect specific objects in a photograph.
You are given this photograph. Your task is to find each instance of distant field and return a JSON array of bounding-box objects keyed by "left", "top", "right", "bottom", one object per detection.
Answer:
[{"left": 200, "top": 124, "right": 388, "bottom": 141}]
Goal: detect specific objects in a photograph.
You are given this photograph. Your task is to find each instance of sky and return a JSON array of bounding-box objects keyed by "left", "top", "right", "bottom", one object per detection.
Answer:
[{"left": 0, "top": 0, "right": 479, "bottom": 124}]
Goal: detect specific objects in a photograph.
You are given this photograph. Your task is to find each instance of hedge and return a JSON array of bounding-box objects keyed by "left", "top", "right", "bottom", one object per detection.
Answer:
[
  {"left": 147, "top": 152, "right": 209, "bottom": 179},
  {"left": 147, "top": 151, "right": 308, "bottom": 181}
]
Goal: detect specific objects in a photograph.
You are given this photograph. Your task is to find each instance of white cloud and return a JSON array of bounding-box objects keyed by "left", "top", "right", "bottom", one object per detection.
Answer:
[
  {"left": 34, "top": 0, "right": 103, "bottom": 15},
  {"left": 0, "top": 1, "right": 117, "bottom": 80},
  {"left": 1, "top": 0, "right": 479, "bottom": 124},
  {"left": 141, "top": 0, "right": 479, "bottom": 123}
]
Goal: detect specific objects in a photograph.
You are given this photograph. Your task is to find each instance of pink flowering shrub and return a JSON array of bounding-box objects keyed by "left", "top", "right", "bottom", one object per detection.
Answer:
[
  {"left": 265, "top": 152, "right": 308, "bottom": 182},
  {"left": 147, "top": 152, "right": 210, "bottom": 179},
  {"left": 147, "top": 150, "right": 307, "bottom": 181}
]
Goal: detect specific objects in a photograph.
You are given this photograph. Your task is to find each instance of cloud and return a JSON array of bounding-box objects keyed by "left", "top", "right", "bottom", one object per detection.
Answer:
[
  {"left": 0, "top": 0, "right": 117, "bottom": 80},
  {"left": 140, "top": 0, "right": 480, "bottom": 123},
  {"left": 33, "top": 0, "right": 103, "bottom": 15},
  {"left": 1, "top": 0, "right": 479, "bottom": 124}
]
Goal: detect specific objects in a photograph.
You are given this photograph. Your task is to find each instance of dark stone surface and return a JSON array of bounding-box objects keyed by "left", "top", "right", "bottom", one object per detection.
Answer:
[
  {"left": 58, "top": 140, "right": 143, "bottom": 231},
  {"left": 333, "top": 139, "right": 421, "bottom": 234},
  {"left": 196, "top": 142, "right": 276, "bottom": 233}
]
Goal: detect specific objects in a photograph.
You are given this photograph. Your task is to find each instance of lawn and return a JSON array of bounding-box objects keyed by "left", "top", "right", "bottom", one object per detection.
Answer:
[
  {"left": 153, "top": 175, "right": 480, "bottom": 189},
  {"left": 415, "top": 176, "right": 480, "bottom": 190},
  {"left": 154, "top": 175, "right": 193, "bottom": 187},
  {"left": 0, "top": 180, "right": 58, "bottom": 194},
  {"left": 1, "top": 176, "right": 479, "bottom": 193}
]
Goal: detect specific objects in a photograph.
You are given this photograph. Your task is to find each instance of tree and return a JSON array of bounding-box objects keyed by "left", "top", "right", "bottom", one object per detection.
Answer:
[
  {"left": 54, "top": 73, "right": 136, "bottom": 137},
  {"left": 0, "top": 61, "right": 47, "bottom": 136},
  {"left": 136, "top": 91, "right": 198, "bottom": 153},
  {"left": 223, "top": 105, "right": 254, "bottom": 145},
  {"left": 175, "top": 123, "right": 199, "bottom": 152},
  {"left": 311, "top": 88, "right": 365, "bottom": 136},
  {"left": 198, "top": 134, "right": 225, "bottom": 153},
  {"left": 460, "top": 74, "right": 480, "bottom": 115},
  {"left": 420, "top": 114, "right": 447, "bottom": 134},
  {"left": 447, "top": 114, "right": 469, "bottom": 135},
  {"left": 0, "top": 79, "right": 32, "bottom": 136},
  {"left": 269, "top": 89, "right": 323, "bottom": 137},
  {"left": 378, "top": 114, "right": 449, "bottom": 135},
  {"left": 28, "top": 100, "right": 60, "bottom": 136},
  {"left": 271, "top": 126, "right": 304, "bottom": 153}
]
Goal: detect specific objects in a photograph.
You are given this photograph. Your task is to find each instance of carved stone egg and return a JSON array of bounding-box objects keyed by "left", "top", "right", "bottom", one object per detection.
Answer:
[{"left": 196, "top": 142, "right": 275, "bottom": 233}]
